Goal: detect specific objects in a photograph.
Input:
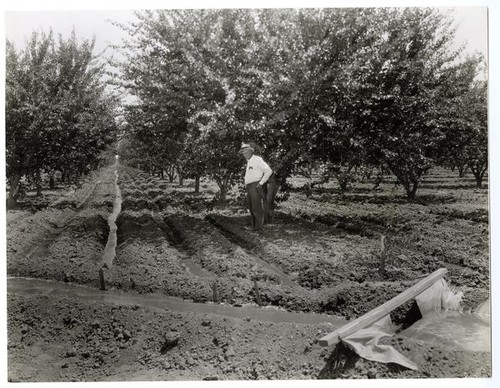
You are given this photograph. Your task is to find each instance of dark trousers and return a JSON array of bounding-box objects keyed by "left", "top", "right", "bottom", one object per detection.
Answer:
[
  {"left": 247, "top": 174, "right": 279, "bottom": 230},
  {"left": 246, "top": 181, "right": 265, "bottom": 231}
]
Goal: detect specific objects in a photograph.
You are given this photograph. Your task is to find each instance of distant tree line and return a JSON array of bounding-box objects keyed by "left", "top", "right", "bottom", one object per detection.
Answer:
[
  {"left": 6, "top": 30, "right": 119, "bottom": 208},
  {"left": 113, "top": 8, "right": 487, "bottom": 200}
]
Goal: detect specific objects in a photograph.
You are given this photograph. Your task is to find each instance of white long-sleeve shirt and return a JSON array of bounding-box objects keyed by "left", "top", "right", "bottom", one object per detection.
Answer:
[{"left": 244, "top": 155, "right": 272, "bottom": 185}]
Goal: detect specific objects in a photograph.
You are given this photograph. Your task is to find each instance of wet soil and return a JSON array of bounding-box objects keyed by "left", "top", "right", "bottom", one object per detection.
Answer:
[{"left": 6, "top": 163, "right": 491, "bottom": 381}]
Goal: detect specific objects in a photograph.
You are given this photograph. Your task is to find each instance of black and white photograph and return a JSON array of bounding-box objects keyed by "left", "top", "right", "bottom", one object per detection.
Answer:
[{"left": 1, "top": 0, "right": 496, "bottom": 385}]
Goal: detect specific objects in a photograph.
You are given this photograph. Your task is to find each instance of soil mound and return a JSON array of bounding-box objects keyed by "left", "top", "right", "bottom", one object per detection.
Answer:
[
  {"left": 205, "top": 214, "right": 263, "bottom": 251},
  {"left": 116, "top": 212, "right": 166, "bottom": 244},
  {"left": 68, "top": 213, "right": 109, "bottom": 245},
  {"left": 120, "top": 198, "right": 150, "bottom": 211}
]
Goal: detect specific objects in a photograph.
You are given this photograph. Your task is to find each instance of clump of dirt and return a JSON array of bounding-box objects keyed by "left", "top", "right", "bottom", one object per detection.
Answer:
[
  {"left": 120, "top": 198, "right": 151, "bottom": 211},
  {"left": 68, "top": 213, "right": 109, "bottom": 245},
  {"left": 14, "top": 195, "right": 54, "bottom": 212},
  {"left": 89, "top": 194, "right": 115, "bottom": 211},
  {"left": 120, "top": 188, "right": 142, "bottom": 198},
  {"left": 313, "top": 214, "right": 378, "bottom": 237},
  {"left": 152, "top": 196, "right": 172, "bottom": 210},
  {"left": 459, "top": 287, "right": 490, "bottom": 313},
  {"left": 146, "top": 188, "right": 164, "bottom": 199},
  {"left": 49, "top": 198, "right": 81, "bottom": 209},
  {"left": 320, "top": 281, "right": 412, "bottom": 320},
  {"left": 116, "top": 211, "right": 166, "bottom": 244},
  {"left": 296, "top": 262, "right": 343, "bottom": 290},
  {"left": 430, "top": 208, "right": 488, "bottom": 223}
]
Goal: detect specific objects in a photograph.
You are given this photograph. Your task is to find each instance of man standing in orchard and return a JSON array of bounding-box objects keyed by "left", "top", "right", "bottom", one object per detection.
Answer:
[{"left": 239, "top": 143, "right": 273, "bottom": 232}]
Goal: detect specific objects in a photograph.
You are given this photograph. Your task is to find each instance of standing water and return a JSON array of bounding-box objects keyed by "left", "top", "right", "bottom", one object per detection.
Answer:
[
  {"left": 401, "top": 309, "right": 490, "bottom": 352},
  {"left": 101, "top": 156, "right": 122, "bottom": 267},
  {"left": 401, "top": 280, "right": 490, "bottom": 353}
]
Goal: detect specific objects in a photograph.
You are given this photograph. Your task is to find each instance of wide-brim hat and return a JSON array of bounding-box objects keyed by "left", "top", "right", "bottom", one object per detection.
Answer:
[{"left": 238, "top": 143, "right": 254, "bottom": 153}]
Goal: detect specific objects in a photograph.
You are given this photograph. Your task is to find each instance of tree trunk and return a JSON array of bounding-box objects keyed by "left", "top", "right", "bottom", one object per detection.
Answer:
[
  {"left": 194, "top": 175, "right": 200, "bottom": 194},
  {"left": 6, "top": 195, "right": 17, "bottom": 210},
  {"left": 388, "top": 163, "right": 421, "bottom": 200},
  {"left": 178, "top": 174, "right": 184, "bottom": 186},
  {"left": 215, "top": 177, "right": 228, "bottom": 203},
  {"left": 7, "top": 173, "right": 22, "bottom": 210},
  {"left": 166, "top": 166, "right": 176, "bottom": 183},
  {"left": 218, "top": 188, "right": 227, "bottom": 203},
  {"left": 405, "top": 181, "right": 419, "bottom": 199},
  {"left": 49, "top": 173, "right": 55, "bottom": 189},
  {"left": 458, "top": 163, "right": 468, "bottom": 178},
  {"left": 470, "top": 161, "right": 487, "bottom": 188},
  {"left": 473, "top": 168, "right": 485, "bottom": 188},
  {"left": 338, "top": 176, "right": 349, "bottom": 192},
  {"left": 36, "top": 170, "right": 43, "bottom": 196},
  {"left": 373, "top": 165, "right": 385, "bottom": 189}
]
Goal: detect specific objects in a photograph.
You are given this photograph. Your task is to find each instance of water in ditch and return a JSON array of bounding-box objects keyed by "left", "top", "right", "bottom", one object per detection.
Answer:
[
  {"left": 400, "top": 280, "right": 490, "bottom": 353},
  {"left": 7, "top": 275, "right": 490, "bottom": 353},
  {"left": 400, "top": 304, "right": 490, "bottom": 352},
  {"left": 101, "top": 158, "right": 122, "bottom": 267},
  {"left": 7, "top": 277, "right": 345, "bottom": 326}
]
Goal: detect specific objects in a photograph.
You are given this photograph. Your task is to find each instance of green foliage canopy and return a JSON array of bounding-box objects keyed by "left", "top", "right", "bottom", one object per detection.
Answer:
[
  {"left": 6, "top": 30, "right": 119, "bottom": 207},
  {"left": 115, "top": 8, "right": 488, "bottom": 199}
]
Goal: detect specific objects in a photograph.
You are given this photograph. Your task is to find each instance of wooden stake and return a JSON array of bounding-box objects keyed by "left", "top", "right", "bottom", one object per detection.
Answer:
[
  {"left": 229, "top": 287, "right": 235, "bottom": 305},
  {"left": 212, "top": 281, "right": 220, "bottom": 303},
  {"left": 318, "top": 268, "right": 448, "bottom": 347},
  {"left": 379, "top": 235, "right": 386, "bottom": 273},
  {"left": 253, "top": 280, "right": 262, "bottom": 306},
  {"left": 99, "top": 268, "right": 106, "bottom": 291}
]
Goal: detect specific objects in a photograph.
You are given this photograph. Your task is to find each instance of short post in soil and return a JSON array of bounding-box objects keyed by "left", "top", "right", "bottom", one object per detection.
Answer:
[
  {"left": 99, "top": 267, "right": 106, "bottom": 291},
  {"left": 379, "top": 235, "right": 386, "bottom": 274},
  {"left": 212, "top": 281, "right": 220, "bottom": 303},
  {"left": 253, "top": 280, "right": 262, "bottom": 306},
  {"left": 229, "top": 287, "right": 235, "bottom": 305}
]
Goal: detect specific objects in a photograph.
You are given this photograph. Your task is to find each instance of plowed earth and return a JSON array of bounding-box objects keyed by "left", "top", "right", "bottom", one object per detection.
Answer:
[{"left": 6, "top": 163, "right": 491, "bottom": 381}]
